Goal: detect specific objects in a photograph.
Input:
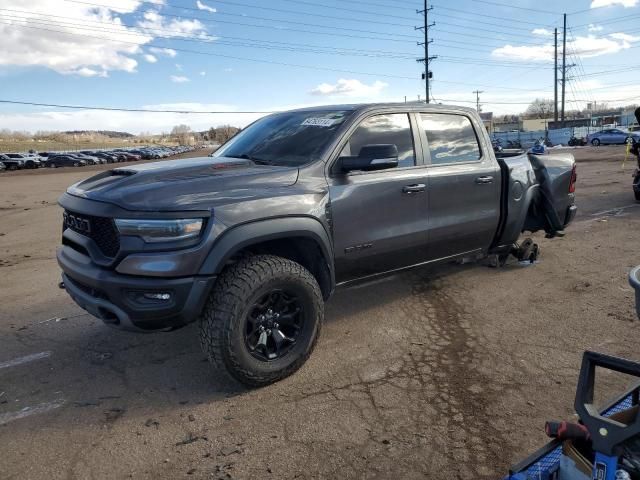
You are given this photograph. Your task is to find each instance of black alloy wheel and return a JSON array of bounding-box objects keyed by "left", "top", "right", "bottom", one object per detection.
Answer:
[{"left": 244, "top": 289, "right": 303, "bottom": 361}]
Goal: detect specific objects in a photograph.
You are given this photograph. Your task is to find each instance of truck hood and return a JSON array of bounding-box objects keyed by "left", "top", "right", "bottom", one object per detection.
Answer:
[{"left": 66, "top": 156, "right": 299, "bottom": 211}]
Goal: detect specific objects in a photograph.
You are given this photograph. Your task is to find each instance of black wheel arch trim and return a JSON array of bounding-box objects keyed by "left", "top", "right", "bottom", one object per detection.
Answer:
[{"left": 199, "top": 216, "right": 335, "bottom": 290}]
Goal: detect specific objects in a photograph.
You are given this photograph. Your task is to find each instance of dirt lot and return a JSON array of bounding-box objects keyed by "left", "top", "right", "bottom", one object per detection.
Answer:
[{"left": 1, "top": 146, "right": 639, "bottom": 479}]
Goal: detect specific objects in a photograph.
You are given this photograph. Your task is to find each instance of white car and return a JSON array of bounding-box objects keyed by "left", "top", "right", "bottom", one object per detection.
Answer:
[{"left": 5, "top": 153, "right": 41, "bottom": 168}]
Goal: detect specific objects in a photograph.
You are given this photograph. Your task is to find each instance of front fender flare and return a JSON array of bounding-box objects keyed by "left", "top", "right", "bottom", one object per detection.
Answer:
[{"left": 199, "top": 216, "right": 335, "bottom": 284}]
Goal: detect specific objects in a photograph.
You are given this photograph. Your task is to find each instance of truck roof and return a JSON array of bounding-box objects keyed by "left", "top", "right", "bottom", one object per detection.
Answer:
[{"left": 288, "top": 102, "right": 477, "bottom": 115}]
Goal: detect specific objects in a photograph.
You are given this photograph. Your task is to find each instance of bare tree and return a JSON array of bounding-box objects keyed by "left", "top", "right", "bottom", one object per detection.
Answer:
[
  {"left": 214, "top": 125, "right": 239, "bottom": 144},
  {"left": 525, "top": 98, "right": 555, "bottom": 119},
  {"left": 170, "top": 124, "right": 193, "bottom": 145}
]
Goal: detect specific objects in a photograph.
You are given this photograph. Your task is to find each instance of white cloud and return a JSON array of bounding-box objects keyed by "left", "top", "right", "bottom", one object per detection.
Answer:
[
  {"left": 170, "top": 75, "right": 190, "bottom": 83},
  {"left": 224, "top": 67, "right": 233, "bottom": 72},
  {"left": 588, "top": 24, "right": 604, "bottom": 32},
  {"left": 175, "top": 63, "right": 183, "bottom": 71},
  {"left": 0, "top": 0, "right": 152, "bottom": 76},
  {"left": 137, "top": 10, "right": 207, "bottom": 39},
  {"left": 200, "top": 71, "right": 206, "bottom": 76},
  {"left": 149, "top": 47, "right": 177, "bottom": 58},
  {"left": 310, "top": 78, "right": 388, "bottom": 97},
  {"left": 76, "top": 67, "right": 106, "bottom": 77},
  {"left": 591, "top": 0, "right": 638, "bottom": 7},
  {"left": 492, "top": 32, "right": 640, "bottom": 61},
  {"left": 609, "top": 32, "right": 640, "bottom": 42},
  {"left": 532, "top": 28, "right": 553, "bottom": 36},
  {"left": 196, "top": 0, "right": 217, "bottom": 13},
  {"left": 0, "top": 1, "right": 210, "bottom": 76}
]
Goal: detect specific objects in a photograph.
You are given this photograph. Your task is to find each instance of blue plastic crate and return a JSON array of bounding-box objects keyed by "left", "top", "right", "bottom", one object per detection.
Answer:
[{"left": 507, "top": 390, "right": 638, "bottom": 480}]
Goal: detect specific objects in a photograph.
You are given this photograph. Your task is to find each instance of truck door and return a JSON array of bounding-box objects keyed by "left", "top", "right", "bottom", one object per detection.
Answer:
[
  {"left": 328, "top": 112, "right": 430, "bottom": 283},
  {"left": 419, "top": 112, "right": 501, "bottom": 261}
]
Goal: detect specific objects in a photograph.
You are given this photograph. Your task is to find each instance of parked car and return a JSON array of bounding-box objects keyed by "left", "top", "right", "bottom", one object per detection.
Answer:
[
  {"left": 0, "top": 153, "right": 24, "bottom": 170},
  {"left": 44, "top": 155, "right": 87, "bottom": 168},
  {"left": 586, "top": 128, "right": 639, "bottom": 146},
  {"left": 118, "top": 152, "right": 141, "bottom": 161},
  {"left": 57, "top": 103, "right": 577, "bottom": 386},
  {"left": 68, "top": 153, "right": 101, "bottom": 165},
  {"left": 5, "top": 153, "right": 41, "bottom": 168}
]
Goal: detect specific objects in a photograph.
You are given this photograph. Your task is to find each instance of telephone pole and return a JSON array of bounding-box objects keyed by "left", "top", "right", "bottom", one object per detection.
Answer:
[
  {"left": 561, "top": 13, "right": 567, "bottom": 126},
  {"left": 554, "top": 28, "right": 558, "bottom": 123},
  {"left": 416, "top": 0, "right": 436, "bottom": 103},
  {"left": 473, "top": 90, "right": 483, "bottom": 113}
]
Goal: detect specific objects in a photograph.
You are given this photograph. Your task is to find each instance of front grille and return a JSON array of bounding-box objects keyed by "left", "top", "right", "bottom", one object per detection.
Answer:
[{"left": 63, "top": 210, "right": 120, "bottom": 257}]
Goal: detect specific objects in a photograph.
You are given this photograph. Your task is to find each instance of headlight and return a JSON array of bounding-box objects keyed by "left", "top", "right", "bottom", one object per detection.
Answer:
[{"left": 115, "top": 218, "right": 204, "bottom": 243}]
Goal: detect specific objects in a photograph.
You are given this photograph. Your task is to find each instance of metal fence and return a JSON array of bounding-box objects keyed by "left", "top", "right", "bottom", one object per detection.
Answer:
[{"left": 492, "top": 128, "right": 573, "bottom": 147}]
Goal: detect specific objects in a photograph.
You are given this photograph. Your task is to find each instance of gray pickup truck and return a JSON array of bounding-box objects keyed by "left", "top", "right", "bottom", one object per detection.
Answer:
[{"left": 57, "top": 103, "right": 577, "bottom": 386}]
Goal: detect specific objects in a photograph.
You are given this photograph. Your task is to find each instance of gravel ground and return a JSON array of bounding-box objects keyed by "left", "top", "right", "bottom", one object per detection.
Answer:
[{"left": 0, "top": 145, "right": 639, "bottom": 479}]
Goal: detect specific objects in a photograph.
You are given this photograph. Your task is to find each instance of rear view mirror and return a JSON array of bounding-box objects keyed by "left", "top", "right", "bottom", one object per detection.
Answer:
[{"left": 339, "top": 144, "right": 399, "bottom": 173}]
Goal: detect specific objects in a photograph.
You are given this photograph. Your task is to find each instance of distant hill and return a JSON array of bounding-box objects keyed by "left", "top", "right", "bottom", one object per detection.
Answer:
[{"left": 63, "top": 130, "right": 135, "bottom": 138}]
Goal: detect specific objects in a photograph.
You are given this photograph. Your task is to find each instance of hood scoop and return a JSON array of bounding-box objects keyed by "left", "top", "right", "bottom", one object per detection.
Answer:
[{"left": 110, "top": 169, "right": 137, "bottom": 176}]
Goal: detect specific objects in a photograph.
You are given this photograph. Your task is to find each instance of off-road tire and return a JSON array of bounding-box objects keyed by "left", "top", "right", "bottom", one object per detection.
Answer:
[
  {"left": 635, "top": 189, "right": 640, "bottom": 202},
  {"left": 199, "top": 254, "right": 323, "bottom": 387}
]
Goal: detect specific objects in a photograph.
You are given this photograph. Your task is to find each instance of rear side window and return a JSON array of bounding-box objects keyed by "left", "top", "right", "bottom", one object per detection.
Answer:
[
  {"left": 420, "top": 113, "right": 481, "bottom": 165},
  {"left": 341, "top": 113, "right": 416, "bottom": 168}
]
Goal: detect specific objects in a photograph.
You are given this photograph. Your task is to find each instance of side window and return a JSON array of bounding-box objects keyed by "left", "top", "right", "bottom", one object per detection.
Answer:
[
  {"left": 421, "top": 113, "right": 482, "bottom": 165},
  {"left": 340, "top": 113, "right": 416, "bottom": 168}
]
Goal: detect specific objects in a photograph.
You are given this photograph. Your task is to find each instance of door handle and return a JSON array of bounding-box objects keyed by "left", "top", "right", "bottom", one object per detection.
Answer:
[
  {"left": 475, "top": 176, "right": 494, "bottom": 184},
  {"left": 402, "top": 184, "right": 426, "bottom": 194}
]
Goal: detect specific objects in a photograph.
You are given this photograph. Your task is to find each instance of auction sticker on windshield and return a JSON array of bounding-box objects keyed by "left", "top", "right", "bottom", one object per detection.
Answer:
[{"left": 301, "top": 117, "right": 339, "bottom": 127}]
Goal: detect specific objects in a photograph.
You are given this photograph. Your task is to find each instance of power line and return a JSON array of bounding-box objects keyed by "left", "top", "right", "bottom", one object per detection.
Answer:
[
  {"left": 64, "top": 0, "right": 420, "bottom": 41},
  {"left": 1, "top": 21, "right": 553, "bottom": 92},
  {"left": 222, "top": 0, "right": 417, "bottom": 21},
  {"left": 0, "top": 13, "right": 418, "bottom": 59},
  {"left": 1, "top": 8, "right": 557, "bottom": 60},
  {"left": 471, "top": 0, "right": 561, "bottom": 15},
  {"left": 429, "top": 3, "right": 546, "bottom": 26},
  {"left": 0, "top": 99, "right": 273, "bottom": 113},
  {"left": 0, "top": 8, "right": 421, "bottom": 57}
]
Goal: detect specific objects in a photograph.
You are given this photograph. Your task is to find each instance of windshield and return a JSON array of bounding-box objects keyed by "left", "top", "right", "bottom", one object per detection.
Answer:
[{"left": 215, "top": 110, "right": 353, "bottom": 167}]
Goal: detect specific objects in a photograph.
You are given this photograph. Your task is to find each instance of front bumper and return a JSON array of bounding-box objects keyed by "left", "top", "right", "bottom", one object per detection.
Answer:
[{"left": 57, "top": 246, "right": 215, "bottom": 332}]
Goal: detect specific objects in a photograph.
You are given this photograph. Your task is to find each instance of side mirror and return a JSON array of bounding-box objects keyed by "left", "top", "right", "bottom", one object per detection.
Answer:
[{"left": 339, "top": 144, "right": 399, "bottom": 173}]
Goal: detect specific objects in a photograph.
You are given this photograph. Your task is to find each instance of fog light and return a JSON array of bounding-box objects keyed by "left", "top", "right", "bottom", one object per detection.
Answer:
[{"left": 143, "top": 292, "right": 172, "bottom": 301}]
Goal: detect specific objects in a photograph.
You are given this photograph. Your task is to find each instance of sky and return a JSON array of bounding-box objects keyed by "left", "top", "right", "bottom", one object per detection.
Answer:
[{"left": 0, "top": 0, "right": 639, "bottom": 133}]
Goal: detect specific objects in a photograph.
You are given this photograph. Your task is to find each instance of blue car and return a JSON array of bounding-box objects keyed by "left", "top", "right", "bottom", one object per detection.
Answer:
[{"left": 586, "top": 128, "right": 638, "bottom": 146}]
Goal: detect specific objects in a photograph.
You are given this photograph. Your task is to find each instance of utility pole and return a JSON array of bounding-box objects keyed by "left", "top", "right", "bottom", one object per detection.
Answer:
[
  {"left": 554, "top": 28, "right": 558, "bottom": 123},
  {"left": 473, "top": 90, "right": 483, "bottom": 113},
  {"left": 416, "top": 0, "right": 436, "bottom": 103},
  {"left": 561, "top": 13, "right": 567, "bottom": 126}
]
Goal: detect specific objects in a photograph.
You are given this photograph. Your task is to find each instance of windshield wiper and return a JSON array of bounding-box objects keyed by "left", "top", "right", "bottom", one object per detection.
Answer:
[{"left": 226, "top": 153, "right": 274, "bottom": 165}]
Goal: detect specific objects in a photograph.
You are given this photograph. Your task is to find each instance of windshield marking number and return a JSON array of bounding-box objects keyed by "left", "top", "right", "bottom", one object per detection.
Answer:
[{"left": 301, "top": 118, "right": 337, "bottom": 127}]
